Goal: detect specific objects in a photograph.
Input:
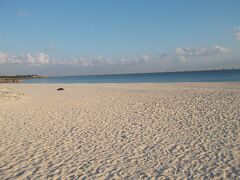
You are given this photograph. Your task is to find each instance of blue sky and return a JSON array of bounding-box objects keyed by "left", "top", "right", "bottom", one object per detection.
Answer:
[{"left": 0, "top": 0, "right": 240, "bottom": 75}]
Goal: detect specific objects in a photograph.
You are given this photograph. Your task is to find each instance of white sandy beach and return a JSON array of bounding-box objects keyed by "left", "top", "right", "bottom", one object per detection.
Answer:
[{"left": 0, "top": 83, "right": 240, "bottom": 179}]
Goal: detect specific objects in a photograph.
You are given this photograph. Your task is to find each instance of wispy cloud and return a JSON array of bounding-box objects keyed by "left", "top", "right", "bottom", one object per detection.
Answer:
[
  {"left": 235, "top": 27, "right": 240, "bottom": 41},
  {"left": 43, "top": 46, "right": 56, "bottom": 53},
  {"left": 17, "top": 10, "right": 28, "bottom": 17}
]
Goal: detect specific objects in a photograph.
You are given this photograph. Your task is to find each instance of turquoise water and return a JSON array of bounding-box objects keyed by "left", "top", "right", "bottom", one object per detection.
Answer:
[{"left": 24, "top": 70, "right": 240, "bottom": 83}]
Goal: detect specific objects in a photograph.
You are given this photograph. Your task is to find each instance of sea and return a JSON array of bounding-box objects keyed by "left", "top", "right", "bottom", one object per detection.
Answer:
[{"left": 24, "top": 70, "right": 240, "bottom": 83}]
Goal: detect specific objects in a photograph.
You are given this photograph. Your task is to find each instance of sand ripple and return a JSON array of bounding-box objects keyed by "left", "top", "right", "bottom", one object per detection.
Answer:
[{"left": 0, "top": 83, "right": 239, "bottom": 179}]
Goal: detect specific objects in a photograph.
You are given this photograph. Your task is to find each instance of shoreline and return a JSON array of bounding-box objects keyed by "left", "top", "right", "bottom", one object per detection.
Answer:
[{"left": 9, "top": 81, "right": 240, "bottom": 87}]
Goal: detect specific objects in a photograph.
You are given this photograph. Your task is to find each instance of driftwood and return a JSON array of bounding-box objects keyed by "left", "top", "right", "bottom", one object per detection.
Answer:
[{"left": 57, "top": 88, "right": 64, "bottom": 91}]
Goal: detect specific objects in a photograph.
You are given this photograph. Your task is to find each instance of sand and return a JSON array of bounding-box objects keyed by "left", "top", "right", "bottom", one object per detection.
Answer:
[{"left": 0, "top": 83, "right": 240, "bottom": 179}]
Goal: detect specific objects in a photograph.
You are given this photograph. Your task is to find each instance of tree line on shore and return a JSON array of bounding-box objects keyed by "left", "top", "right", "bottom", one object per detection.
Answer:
[{"left": 0, "top": 75, "right": 46, "bottom": 83}]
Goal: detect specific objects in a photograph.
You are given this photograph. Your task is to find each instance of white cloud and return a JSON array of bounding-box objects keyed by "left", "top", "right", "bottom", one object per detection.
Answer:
[
  {"left": 0, "top": 52, "right": 49, "bottom": 64},
  {"left": 0, "top": 44, "right": 233, "bottom": 69},
  {"left": 140, "top": 54, "right": 151, "bottom": 62},
  {"left": 55, "top": 55, "right": 147, "bottom": 67},
  {"left": 57, "top": 56, "right": 112, "bottom": 66},
  {"left": 0, "top": 52, "right": 22, "bottom": 64},
  {"left": 175, "top": 48, "right": 185, "bottom": 56},
  {"left": 175, "top": 47, "right": 208, "bottom": 62},
  {"left": 24, "top": 52, "right": 49, "bottom": 64},
  {"left": 175, "top": 45, "right": 231, "bottom": 62},
  {"left": 213, "top": 45, "right": 230, "bottom": 54},
  {"left": 37, "top": 53, "right": 49, "bottom": 64},
  {"left": 25, "top": 54, "right": 34, "bottom": 64},
  {"left": 119, "top": 58, "right": 132, "bottom": 65}
]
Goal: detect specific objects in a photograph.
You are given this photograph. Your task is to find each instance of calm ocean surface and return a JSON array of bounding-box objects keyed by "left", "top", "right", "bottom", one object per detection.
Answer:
[{"left": 24, "top": 70, "right": 240, "bottom": 83}]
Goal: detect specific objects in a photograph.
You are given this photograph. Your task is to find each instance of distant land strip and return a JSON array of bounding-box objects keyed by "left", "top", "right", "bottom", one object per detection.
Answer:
[{"left": 0, "top": 75, "right": 47, "bottom": 83}]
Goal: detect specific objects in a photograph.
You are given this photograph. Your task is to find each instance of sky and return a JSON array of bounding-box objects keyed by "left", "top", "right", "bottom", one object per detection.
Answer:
[{"left": 0, "top": 0, "right": 240, "bottom": 76}]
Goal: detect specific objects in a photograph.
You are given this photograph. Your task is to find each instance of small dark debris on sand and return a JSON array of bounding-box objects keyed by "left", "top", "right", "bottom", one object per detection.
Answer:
[{"left": 57, "top": 88, "right": 64, "bottom": 91}]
